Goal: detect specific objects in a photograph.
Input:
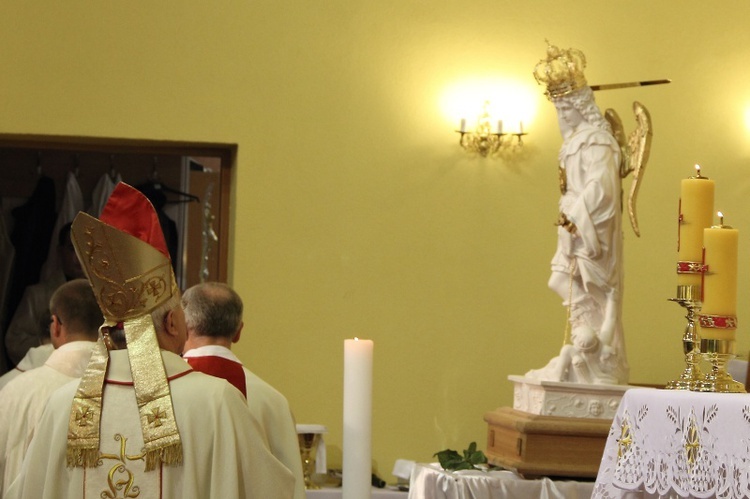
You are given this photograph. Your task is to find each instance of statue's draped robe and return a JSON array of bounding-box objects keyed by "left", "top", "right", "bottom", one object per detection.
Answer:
[{"left": 550, "top": 123, "right": 628, "bottom": 384}]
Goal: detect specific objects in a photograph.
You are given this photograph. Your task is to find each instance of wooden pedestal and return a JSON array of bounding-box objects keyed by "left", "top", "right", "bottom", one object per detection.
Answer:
[{"left": 483, "top": 406, "right": 611, "bottom": 479}]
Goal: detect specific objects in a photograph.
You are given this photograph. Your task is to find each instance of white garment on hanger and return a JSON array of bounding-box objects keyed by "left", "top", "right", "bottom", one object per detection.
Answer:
[
  {"left": 88, "top": 172, "right": 121, "bottom": 217},
  {"left": 39, "top": 172, "right": 84, "bottom": 281}
]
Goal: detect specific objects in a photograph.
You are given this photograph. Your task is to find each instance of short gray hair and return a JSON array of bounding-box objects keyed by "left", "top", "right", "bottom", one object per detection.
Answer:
[
  {"left": 151, "top": 292, "right": 183, "bottom": 334},
  {"left": 182, "top": 282, "right": 243, "bottom": 340}
]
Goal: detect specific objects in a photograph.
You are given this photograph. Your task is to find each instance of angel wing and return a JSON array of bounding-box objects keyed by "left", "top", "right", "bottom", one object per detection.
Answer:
[{"left": 604, "top": 101, "right": 653, "bottom": 237}]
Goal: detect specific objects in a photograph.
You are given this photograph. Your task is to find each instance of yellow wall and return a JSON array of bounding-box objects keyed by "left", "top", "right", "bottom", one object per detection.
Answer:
[{"left": 3, "top": 0, "right": 750, "bottom": 481}]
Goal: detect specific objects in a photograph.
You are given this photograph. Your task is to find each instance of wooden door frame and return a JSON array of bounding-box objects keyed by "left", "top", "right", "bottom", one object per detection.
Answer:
[{"left": 0, "top": 133, "right": 236, "bottom": 283}]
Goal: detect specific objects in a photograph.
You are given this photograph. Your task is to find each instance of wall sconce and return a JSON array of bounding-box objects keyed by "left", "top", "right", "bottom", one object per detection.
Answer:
[{"left": 455, "top": 101, "right": 527, "bottom": 157}]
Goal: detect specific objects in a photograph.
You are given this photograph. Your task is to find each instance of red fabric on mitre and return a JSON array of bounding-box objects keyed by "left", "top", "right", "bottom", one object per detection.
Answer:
[{"left": 100, "top": 182, "right": 170, "bottom": 258}]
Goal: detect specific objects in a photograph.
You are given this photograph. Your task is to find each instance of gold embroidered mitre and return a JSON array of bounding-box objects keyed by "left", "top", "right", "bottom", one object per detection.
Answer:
[
  {"left": 67, "top": 182, "right": 182, "bottom": 471},
  {"left": 72, "top": 212, "right": 174, "bottom": 322},
  {"left": 533, "top": 41, "right": 588, "bottom": 100}
]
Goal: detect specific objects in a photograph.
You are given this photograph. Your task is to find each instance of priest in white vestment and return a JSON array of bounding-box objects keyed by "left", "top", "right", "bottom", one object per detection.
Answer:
[
  {"left": 0, "top": 343, "right": 53, "bottom": 391},
  {"left": 182, "top": 282, "right": 305, "bottom": 499},
  {"left": 5, "top": 183, "right": 294, "bottom": 499},
  {"left": 0, "top": 278, "right": 101, "bottom": 495}
]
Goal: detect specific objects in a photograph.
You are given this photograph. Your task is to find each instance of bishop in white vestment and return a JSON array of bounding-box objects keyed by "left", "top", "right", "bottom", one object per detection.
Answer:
[{"left": 5, "top": 183, "right": 295, "bottom": 499}]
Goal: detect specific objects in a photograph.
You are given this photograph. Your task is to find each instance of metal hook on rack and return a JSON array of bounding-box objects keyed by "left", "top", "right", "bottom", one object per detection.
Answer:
[
  {"left": 72, "top": 153, "right": 81, "bottom": 178},
  {"left": 109, "top": 154, "right": 118, "bottom": 181},
  {"left": 151, "top": 156, "right": 161, "bottom": 182}
]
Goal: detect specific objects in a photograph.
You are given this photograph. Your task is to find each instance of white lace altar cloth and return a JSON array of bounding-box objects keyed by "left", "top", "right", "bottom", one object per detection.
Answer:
[{"left": 593, "top": 388, "right": 750, "bottom": 498}]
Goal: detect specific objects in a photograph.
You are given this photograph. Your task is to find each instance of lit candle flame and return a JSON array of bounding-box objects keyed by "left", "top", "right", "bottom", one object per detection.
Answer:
[
  {"left": 718, "top": 211, "right": 724, "bottom": 225},
  {"left": 695, "top": 164, "right": 701, "bottom": 176}
]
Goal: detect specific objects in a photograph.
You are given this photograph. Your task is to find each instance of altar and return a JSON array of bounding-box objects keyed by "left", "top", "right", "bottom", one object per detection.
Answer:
[
  {"left": 306, "top": 487, "right": 407, "bottom": 498},
  {"left": 593, "top": 387, "right": 750, "bottom": 497},
  {"left": 408, "top": 462, "right": 594, "bottom": 498}
]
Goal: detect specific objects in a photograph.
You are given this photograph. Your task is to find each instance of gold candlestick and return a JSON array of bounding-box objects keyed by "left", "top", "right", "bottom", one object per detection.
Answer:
[
  {"left": 696, "top": 338, "right": 745, "bottom": 393},
  {"left": 666, "top": 285, "right": 703, "bottom": 390}
]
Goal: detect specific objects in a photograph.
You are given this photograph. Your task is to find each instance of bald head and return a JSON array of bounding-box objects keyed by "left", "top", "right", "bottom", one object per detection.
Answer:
[{"left": 182, "top": 282, "right": 243, "bottom": 341}]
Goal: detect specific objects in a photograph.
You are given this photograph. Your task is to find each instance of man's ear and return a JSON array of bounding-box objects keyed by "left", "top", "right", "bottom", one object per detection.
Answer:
[
  {"left": 163, "top": 309, "right": 180, "bottom": 338},
  {"left": 50, "top": 314, "right": 64, "bottom": 342},
  {"left": 232, "top": 321, "right": 244, "bottom": 344}
]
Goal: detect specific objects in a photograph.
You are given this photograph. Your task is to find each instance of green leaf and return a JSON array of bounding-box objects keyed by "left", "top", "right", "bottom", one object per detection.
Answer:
[
  {"left": 434, "top": 442, "right": 489, "bottom": 471},
  {"left": 433, "top": 449, "right": 461, "bottom": 470},
  {"left": 451, "top": 461, "right": 475, "bottom": 471},
  {"left": 463, "top": 442, "right": 478, "bottom": 460},
  {"left": 467, "top": 451, "right": 487, "bottom": 465}
]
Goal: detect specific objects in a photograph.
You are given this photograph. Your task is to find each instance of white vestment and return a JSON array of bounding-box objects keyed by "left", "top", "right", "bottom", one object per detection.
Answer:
[
  {"left": 0, "top": 340, "right": 95, "bottom": 495},
  {"left": 0, "top": 344, "right": 54, "bottom": 391},
  {"left": 183, "top": 344, "right": 305, "bottom": 499},
  {"left": 5, "top": 349, "right": 295, "bottom": 499}
]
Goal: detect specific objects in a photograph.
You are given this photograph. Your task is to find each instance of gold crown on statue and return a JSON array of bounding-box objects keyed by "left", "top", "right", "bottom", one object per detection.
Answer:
[{"left": 533, "top": 41, "right": 588, "bottom": 100}]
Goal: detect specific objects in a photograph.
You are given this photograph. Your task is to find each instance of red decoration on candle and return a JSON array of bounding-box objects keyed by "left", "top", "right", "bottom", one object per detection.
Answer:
[
  {"left": 676, "top": 261, "right": 708, "bottom": 274},
  {"left": 698, "top": 314, "right": 738, "bottom": 329}
]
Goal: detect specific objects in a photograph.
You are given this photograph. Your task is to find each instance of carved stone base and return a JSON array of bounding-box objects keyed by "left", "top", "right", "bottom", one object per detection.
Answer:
[{"left": 509, "top": 375, "right": 629, "bottom": 419}]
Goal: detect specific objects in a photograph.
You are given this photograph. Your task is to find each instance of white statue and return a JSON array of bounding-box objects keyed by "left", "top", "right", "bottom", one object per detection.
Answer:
[{"left": 525, "top": 43, "right": 651, "bottom": 386}]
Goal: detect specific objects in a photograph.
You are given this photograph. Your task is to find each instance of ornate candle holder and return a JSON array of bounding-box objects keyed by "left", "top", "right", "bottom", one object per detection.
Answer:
[
  {"left": 666, "top": 285, "right": 703, "bottom": 390},
  {"left": 694, "top": 216, "right": 744, "bottom": 393},
  {"left": 696, "top": 336, "right": 744, "bottom": 393}
]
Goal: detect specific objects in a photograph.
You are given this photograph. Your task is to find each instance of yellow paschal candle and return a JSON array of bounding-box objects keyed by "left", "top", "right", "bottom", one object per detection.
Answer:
[
  {"left": 700, "top": 217, "right": 738, "bottom": 341},
  {"left": 678, "top": 166, "right": 714, "bottom": 287}
]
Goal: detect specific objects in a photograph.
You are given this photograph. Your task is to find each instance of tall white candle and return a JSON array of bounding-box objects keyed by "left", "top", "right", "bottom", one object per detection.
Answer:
[
  {"left": 459, "top": 119, "right": 466, "bottom": 132},
  {"left": 343, "top": 338, "right": 373, "bottom": 499}
]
